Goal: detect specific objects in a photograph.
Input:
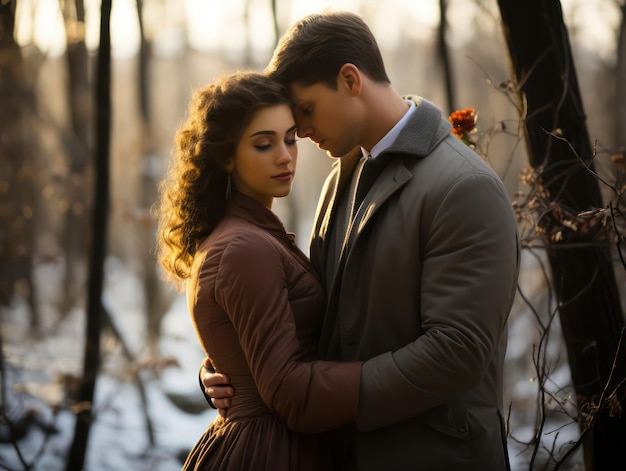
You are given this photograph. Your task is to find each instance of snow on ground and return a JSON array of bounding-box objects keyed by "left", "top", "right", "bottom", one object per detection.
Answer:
[{"left": 1, "top": 258, "right": 216, "bottom": 470}]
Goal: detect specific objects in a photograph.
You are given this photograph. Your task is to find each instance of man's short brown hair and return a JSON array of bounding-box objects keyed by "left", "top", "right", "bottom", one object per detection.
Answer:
[{"left": 266, "top": 10, "right": 390, "bottom": 89}]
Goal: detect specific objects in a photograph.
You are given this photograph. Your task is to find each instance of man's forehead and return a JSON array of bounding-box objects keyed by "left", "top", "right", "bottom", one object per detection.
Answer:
[
  {"left": 287, "top": 82, "right": 308, "bottom": 104},
  {"left": 287, "top": 81, "right": 328, "bottom": 106}
]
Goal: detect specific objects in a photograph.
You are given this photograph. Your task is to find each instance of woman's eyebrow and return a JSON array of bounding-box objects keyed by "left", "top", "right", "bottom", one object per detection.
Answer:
[
  {"left": 249, "top": 130, "right": 277, "bottom": 137},
  {"left": 249, "top": 125, "right": 297, "bottom": 137}
]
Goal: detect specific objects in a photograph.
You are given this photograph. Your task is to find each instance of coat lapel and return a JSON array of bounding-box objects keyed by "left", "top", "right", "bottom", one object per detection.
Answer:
[
  {"left": 318, "top": 159, "right": 412, "bottom": 358},
  {"left": 343, "top": 159, "right": 411, "bottom": 254},
  {"left": 311, "top": 149, "right": 361, "bottom": 264}
]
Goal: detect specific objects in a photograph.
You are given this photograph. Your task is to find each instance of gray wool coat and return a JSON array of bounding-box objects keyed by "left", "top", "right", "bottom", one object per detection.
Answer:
[{"left": 310, "top": 96, "right": 520, "bottom": 471}]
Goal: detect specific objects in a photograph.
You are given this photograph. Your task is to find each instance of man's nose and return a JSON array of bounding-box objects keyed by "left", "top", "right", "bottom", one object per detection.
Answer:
[{"left": 296, "top": 122, "right": 313, "bottom": 139}]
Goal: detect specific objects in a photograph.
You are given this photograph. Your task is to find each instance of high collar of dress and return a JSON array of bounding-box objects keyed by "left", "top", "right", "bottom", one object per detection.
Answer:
[{"left": 227, "top": 191, "right": 289, "bottom": 238}]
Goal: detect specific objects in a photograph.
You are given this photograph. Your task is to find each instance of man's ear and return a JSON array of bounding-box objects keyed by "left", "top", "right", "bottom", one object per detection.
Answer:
[{"left": 338, "top": 63, "right": 362, "bottom": 96}]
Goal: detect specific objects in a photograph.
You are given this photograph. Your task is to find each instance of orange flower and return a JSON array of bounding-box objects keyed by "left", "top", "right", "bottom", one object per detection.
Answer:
[
  {"left": 448, "top": 108, "right": 477, "bottom": 139},
  {"left": 611, "top": 152, "right": 625, "bottom": 170}
]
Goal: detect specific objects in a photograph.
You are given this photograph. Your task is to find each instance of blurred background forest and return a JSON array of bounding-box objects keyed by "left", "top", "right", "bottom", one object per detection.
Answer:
[{"left": 1, "top": 0, "right": 625, "bottom": 469}]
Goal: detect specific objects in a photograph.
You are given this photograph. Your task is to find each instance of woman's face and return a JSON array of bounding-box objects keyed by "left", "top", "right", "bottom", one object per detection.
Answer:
[{"left": 230, "top": 104, "right": 298, "bottom": 209}]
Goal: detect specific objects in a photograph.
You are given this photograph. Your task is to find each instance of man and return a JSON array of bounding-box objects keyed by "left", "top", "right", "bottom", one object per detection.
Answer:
[{"left": 201, "top": 10, "right": 519, "bottom": 470}]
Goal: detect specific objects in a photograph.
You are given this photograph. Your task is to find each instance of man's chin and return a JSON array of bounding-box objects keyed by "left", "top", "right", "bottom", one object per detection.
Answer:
[
  {"left": 325, "top": 147, "right": 349, "bottom": 158},
  {"left": 326, "top": 145, "right": 362, "bottom": 159}
]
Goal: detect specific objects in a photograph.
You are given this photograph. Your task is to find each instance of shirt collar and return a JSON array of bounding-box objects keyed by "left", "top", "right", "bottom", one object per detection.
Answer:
[{"left": 362, "top": 99, "right": 417, "bottom": 159}]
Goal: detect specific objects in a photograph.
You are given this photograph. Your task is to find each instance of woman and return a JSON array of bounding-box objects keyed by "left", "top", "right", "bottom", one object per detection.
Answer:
[{"left": 156, "top": 71, "right": 362, "bottom": 470}]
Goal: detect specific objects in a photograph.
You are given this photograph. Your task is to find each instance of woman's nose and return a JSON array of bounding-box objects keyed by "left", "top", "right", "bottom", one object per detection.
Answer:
[{"left": 277, "top": 143, "right": 294, "bottom": 163}]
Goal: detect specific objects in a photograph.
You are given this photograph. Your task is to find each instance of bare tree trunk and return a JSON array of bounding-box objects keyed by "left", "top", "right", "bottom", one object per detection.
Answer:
[
  {"left": 0, "top": 0, "right": 21, "bottom": 422},
  {"left": 134, "top": 0, "right": 171, "bottom": 362},
  {"left": 271, "top": 0, "right": 279, "bottom": 45},
  {"left": 437, "top": 0, "right": 456, "bottom": 114},
  {"left": 0, "top": 0, "right": 39, "bottom": 327},
  {"left": 61, "top": 0, "right": 91, "bottom": 315},
  {"left": 242, "top": 0, "right": 252, "bottom": 66},
  {"left": 497, "top": 1, "right": 626, "bottom": 469},
  {"left": 63, "top": 0, "right": 89, "bottom": 143},
  {"left": 136, "top": 0, "right": 150, "bottom": 123},
  {"left": 615, "top": 3, "right": 626, "bottom": 153},
  {"left": 65, "top": 0, "right": 112, "bottom": 468}
]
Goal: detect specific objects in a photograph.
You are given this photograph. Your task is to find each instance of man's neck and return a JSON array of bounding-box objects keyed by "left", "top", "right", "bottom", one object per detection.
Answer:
[{"left": 361, "top": 86, "right": 410, "bottom": 152}]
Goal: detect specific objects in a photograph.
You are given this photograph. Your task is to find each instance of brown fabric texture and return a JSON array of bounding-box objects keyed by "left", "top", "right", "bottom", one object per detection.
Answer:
[{"left": 183, "top": 192, "right": 361, "bottom": 471}]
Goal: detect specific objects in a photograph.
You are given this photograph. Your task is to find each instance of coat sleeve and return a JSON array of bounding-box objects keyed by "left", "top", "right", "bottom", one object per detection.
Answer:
[
  {"left": 213, "top": 232, "right": 362, "bottom": 433},
  {"left": 357, "top": 170, "right": 520, "bottom": 431}
]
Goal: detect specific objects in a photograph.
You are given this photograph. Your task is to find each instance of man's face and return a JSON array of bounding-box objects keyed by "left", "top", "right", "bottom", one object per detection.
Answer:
[{"left": 289, "top": 80, "right": 362, "bottom": 158}]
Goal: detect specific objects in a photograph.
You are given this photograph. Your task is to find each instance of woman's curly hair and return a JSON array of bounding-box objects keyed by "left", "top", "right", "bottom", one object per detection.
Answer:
[{"left": 156, "top": 71, "right": 289, "bottom": 289}]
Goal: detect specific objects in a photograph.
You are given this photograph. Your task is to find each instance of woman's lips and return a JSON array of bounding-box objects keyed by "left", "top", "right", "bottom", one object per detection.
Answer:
[{"left": 272, "top": 172, "right": 293, "bottom": 182}]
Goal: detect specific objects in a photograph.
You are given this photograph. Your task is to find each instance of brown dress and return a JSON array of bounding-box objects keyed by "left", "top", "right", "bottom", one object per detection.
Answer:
[{"left": 182, "top": 193, "right": 361, "bottom": 471}]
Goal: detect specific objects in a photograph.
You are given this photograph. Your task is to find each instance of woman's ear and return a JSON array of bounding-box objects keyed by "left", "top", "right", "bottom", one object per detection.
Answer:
[
  {"left": 224, "top": 160, "right": 234, "bottom": 173},
  {"left": 338, "top": 63, "right": 362, "bottom": 96}
]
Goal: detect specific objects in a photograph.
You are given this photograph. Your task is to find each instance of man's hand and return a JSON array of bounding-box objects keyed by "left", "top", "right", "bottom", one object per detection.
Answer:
[{"left": 200, "top": 358, "right": 234, "bottom": 418}]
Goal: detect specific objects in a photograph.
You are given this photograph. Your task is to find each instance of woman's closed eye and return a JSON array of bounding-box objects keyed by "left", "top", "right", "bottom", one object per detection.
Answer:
[
  {"left": 285, "top": 131, "right": 298, "bottom": 147},
  {"left": 254, "top": 139, "right": 297, "bottom": 151}
]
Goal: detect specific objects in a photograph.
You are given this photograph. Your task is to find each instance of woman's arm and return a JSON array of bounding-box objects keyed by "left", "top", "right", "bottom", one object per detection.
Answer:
[{"left": 206, "top": 232, "right": 362, "bottom": 433}]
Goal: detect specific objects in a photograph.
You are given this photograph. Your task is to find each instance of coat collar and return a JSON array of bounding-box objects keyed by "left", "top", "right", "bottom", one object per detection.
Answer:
[
  {"left": 384, "top": 95, "right": 452, "bottom": 158},
  {"left": 218, "top": 191, "right": 314, "bottom": 275}
]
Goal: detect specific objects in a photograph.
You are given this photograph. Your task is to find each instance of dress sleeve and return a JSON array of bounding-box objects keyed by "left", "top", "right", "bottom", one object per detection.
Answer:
[{"left": 213, "top": 232, "right": 362, "bottom": 433}]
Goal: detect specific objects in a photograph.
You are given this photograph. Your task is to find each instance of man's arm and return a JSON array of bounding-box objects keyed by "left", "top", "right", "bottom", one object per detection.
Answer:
[
  {"left": 199, "top": 358, "right": 233, "bottom": 417},
  {"left": 357, "top": 171, "right": 519, "bottom": 431}
]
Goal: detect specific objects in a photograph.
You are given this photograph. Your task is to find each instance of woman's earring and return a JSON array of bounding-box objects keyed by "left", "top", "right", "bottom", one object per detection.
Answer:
[{"left": 225, "top": 173, "right": 232, "bottom": 200}]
